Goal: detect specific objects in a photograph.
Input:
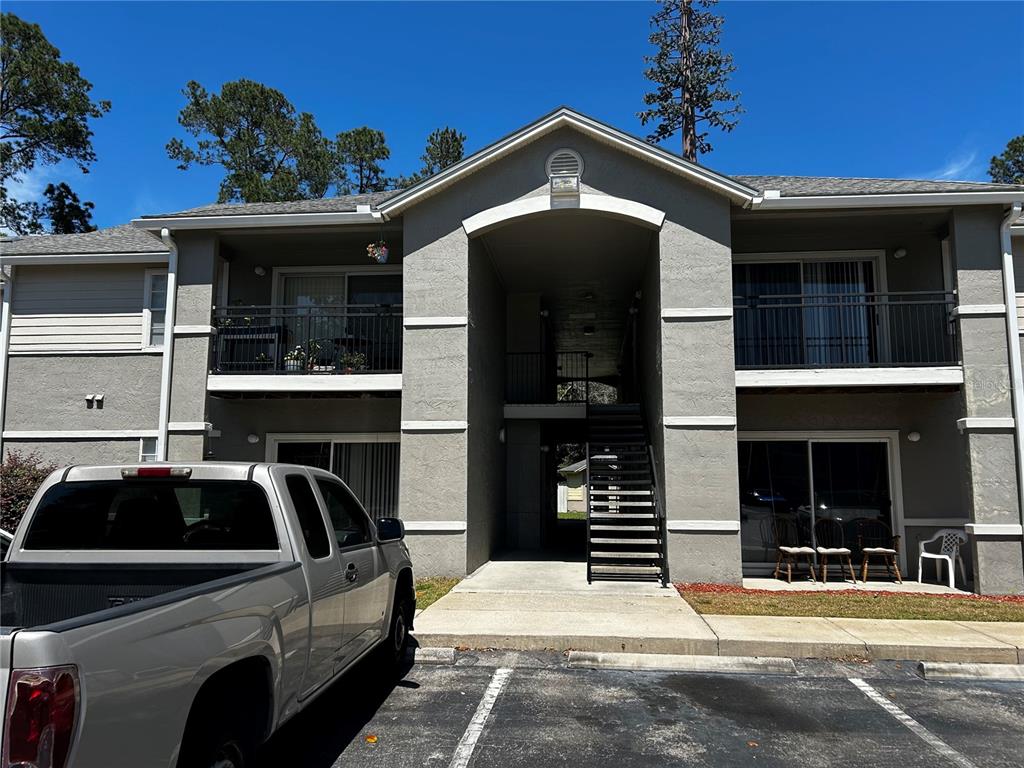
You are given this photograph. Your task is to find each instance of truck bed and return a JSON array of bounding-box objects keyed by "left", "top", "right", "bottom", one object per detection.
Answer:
[{"left": 0, "top": 561, "right": 276, "bottom": 630}]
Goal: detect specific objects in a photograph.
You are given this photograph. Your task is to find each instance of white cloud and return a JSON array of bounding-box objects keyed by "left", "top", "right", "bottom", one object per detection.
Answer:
[{"left": 909, "top": 146, "right": 986, "bottom": 182}]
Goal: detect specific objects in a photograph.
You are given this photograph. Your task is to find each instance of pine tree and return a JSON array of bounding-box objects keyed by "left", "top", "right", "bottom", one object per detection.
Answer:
[
  {"left": 335, "top": 127, "right": 390, "bottom": 194},
  {"left": 638, "top": 0, "right": 742, "bottom": 161},
  {"left": 989, "top": 135, "right": 1024, "bottom": 185}
]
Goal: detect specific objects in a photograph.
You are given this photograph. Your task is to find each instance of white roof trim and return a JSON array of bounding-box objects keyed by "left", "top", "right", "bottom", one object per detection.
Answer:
[
  {"left": 462, "top": 192, "right": 666, "bottom": 237},
  {"left": 132, "top": 210, "right": 382, "bottom": 231},
  {"left": 380, "top": 107, "right": 758, "bottom": 215},
  {"left": 0, "top": 251, "right": 168, "bottom": 266},
  {"left": 752, "top": 192, "right": 1024, "bottom": 210}
]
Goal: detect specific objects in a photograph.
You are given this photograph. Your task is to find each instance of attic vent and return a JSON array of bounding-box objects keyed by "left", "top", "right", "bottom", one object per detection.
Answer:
[{"left": 546, "top": 149, "right": 584, "bottom": 178}]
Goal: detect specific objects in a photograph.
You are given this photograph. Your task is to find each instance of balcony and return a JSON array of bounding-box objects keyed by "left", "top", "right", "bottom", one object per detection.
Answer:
[
  {"left": 505, "top": 351, "right": 592, "bottom": 417},
  {"left": 733, "top": 292, "right": 960, "bottom": 385},
  {"left": 208, "top": 304, "right": 402, "bottom": 393}
]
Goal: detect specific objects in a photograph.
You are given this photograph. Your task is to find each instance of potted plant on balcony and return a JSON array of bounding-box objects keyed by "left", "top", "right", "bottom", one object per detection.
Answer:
[
  {"left": 283, "top": 346, "right": 306, "bottom": 372},
  {"left": 337, "top": 350, "right": 368, "bottom": 374}
]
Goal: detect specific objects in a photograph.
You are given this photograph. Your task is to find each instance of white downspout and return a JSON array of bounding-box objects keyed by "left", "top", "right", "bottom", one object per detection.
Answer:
[
  {"left": 157, "top": 229, "right": 179, "bottom": 461},
  {"left": 1000, "top": 202, "right": 1024, "bottom": 528},
  {"left": 0, "top": 266, "right": 14, "bottom": 457}
]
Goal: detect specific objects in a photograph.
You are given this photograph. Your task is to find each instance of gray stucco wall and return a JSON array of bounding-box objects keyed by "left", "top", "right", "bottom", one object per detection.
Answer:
[
  {"left": 4, "top": 439, "right": 145, "bottom": 466},
  {"left": 466, "top": 242, "right": 506, "bottom": 571},
  {"left": 207, "top": 396, "right": 401, "bottom": 461},
  {"left": 950, "top": 206, "right": 1023, "bottom": 594},
  {"left": 5, "top": 354, "right": 161, "bottom": 431},
  {"left": 169, "top": 233, "right": 218, "bottom": 458}
]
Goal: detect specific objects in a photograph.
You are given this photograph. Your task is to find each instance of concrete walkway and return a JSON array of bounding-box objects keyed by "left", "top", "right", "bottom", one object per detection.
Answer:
[{"left": 414, "top": 559, "right": 1024, "bottom": 663}]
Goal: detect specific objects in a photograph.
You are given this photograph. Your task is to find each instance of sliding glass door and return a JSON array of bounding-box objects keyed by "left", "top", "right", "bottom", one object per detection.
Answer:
[
  {"left": 275, "top": 436, "right": 400, "bottom": 520},
  {"left": 733, "top": 257, "right": 878, "bottom": 367},
  {"left": 738, "top": 436, "right": 895, "bottom": 572}
]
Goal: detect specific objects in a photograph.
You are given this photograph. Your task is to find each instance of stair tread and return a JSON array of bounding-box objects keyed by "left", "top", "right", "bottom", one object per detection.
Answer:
[
  {"left": 589, "top": 490, "right": 651, "bottom": 495},
  {"left": 590, "top": 512, "right": 657, "bottom": 519},
  {"left": 590, "top": 538, "right": 660, "bottom": 545},
  {"left": 591, "top": 524, "right": 658, "bottom": 530},
  {"left": 591, "top": 551, "right": 662, "bottom": 559},
  {"left": 589, "top": 501, "right": 654, "bottom": 507}
]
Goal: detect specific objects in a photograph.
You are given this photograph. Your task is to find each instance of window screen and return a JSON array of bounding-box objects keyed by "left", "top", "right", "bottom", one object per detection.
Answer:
[
  {"left": 285, "top": 474, "right": 331, "bottom": 559},
  {"left": 23, "top": 480, "right": 278, "bottom": 550},
  {"left": 316, "top": 479, "right": 372, "bottom": 548}
]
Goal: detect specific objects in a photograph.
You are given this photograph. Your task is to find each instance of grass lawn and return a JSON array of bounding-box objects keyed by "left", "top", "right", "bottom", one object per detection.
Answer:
[
  {"left": 415, "top": 577, "right": 460, "bottom": 609},
  {"left": 676, "top": 583, "right": 1024, "bottom": 622},
  {"left": 556, "top": 510, "right": 587, "bottom": 520}
]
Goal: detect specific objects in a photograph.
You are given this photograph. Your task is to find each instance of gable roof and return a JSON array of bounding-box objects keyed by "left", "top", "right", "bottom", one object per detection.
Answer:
[
  {"left": 376, "top": 107, "right": 759, "bottom": 214},
  {"left": 0, "top": 224, "right": 167, "bottom": 258}
]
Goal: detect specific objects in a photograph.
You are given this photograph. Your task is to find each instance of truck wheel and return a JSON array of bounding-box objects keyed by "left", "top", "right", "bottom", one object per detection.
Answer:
[
  {"left": 179, "top": 704, "right": 254, "bottom": 768},
  {"left": 384, "top": 592, "right": 412, "bottom": 668}
]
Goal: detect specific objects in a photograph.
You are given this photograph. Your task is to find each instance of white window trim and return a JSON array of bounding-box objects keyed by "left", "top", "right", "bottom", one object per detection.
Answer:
[
  {"left": 142, "top": 267, "right": 168, "bottom": 350},
  {"left": 139, "top": 436, "right": 158, "bottom": 462},
  {"left": 265, "top": 432, "right": 400, "bottom": 463},
  {"left": 736, "top": 429, "right": 906, "bottom": 573},
  {"left": 270, "top": 265, "right": 401, "bottom": 307}
]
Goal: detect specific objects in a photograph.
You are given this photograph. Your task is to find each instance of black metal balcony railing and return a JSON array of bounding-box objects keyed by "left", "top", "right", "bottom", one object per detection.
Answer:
[
  {"left": 733, "top": 291, "right": 958, "bottom": 369},
  {"left": 211, "top": 305, "right": 402, "bottom": 374},
  {"left": 506, "top": 351, "right": 590, "bottom": 403}
]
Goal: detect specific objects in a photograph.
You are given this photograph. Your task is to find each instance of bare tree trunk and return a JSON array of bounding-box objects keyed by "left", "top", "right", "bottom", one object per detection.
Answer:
[{"left": 681, "top": 0, "right": 696, "bottom": 162}]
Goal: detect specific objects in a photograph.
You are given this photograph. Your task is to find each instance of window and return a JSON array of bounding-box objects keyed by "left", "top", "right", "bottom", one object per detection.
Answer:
[
  {"left": 285, "top": 474, "right": 331, "bottom": 559},
  {"left": 317, "top": 479, "right": 373, "bottom": 548},
  {"left": 139, "top": 437, "right": 158, "bottom": 462},
  {"left": 23, "top": 480, "right": 278, "bottom": 550},
  {"left": 143, "top": 269, "right": 168, "bottom": 348}
]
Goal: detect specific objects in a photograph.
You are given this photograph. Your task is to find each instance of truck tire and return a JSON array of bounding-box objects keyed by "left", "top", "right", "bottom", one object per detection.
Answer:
[
  {"left": 383, "top": 591, "right": 412, "bottom": 669},
  {"left": 178, "top": 695, "right": 256, "bottom": 768}
]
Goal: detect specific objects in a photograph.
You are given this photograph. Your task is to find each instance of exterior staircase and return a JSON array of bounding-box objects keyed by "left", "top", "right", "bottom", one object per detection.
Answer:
[{"left": 585, "top": 404, "right": 668, "bottom": 585}]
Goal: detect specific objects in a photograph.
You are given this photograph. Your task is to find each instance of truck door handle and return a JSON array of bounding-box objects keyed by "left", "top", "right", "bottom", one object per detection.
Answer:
[{"left": 346, "top": 563, "right": 358, "bottom": 582}]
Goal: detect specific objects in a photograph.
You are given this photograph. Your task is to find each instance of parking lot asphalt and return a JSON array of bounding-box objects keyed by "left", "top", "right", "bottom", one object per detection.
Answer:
[{"left": 256, "top": 649, "right": 1024, "bottom": 768}]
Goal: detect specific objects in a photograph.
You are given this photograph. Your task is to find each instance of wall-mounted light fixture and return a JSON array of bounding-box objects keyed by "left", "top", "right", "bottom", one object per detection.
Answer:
[
  {"left": 253, "top": 265, "right": 267, "bottom": 276},
  {"left": 893, "top": 248, "right": 908, "bottom": 260},
  {"left": 247, "top": 434, "right": 260, "bottom": 444},
  {"left": 907, "top": 431, "right": 921, "bottom": 442}
]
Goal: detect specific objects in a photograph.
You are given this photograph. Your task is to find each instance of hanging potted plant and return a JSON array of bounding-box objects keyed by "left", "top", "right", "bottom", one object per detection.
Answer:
[
  {"left": 367, "top": 240, "right": 389, "bottom": 264},
  {"left": 283, "top": 346, "right": 305, "bottom": 372}
]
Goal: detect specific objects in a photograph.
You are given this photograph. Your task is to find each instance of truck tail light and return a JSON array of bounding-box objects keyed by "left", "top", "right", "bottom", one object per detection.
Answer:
[
  {"left": 2, "top": 666, "right": 79, "bottom": 768},
  {"left": 120, "top": 466, "right": 192, "bottom": 479}
]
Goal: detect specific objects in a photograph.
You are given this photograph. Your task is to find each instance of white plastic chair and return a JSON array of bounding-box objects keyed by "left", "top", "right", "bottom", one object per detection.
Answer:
[{"left": 917, "top": 528, "right": 967, "bottom": 589}]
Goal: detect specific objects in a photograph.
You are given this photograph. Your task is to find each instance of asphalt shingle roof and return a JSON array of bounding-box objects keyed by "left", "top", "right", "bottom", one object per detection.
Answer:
[
  {"left": 732, "top": 175, "right": 1024, "bottom": 197},
  {"left": 0, "top": 224, "right": 168, "bottom": 256},
  {"left": 143, "top": 191, "right": 401, "bottom": 219}
]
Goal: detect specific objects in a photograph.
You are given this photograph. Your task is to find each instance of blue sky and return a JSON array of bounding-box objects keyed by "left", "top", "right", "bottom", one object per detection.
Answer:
[{"left": 6, "top": 1, "right": 1024, "bottom": 228}]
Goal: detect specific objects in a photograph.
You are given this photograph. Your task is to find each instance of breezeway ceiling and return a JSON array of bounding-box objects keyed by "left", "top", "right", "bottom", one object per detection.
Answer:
[{"left": 480, "top": 212, "right": 656, "bottom": 379}]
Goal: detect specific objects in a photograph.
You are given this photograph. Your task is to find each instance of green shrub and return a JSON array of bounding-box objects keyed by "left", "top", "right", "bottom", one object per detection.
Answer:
[{"left": 0, "top": 450, "right": 58, "bottom": 533}]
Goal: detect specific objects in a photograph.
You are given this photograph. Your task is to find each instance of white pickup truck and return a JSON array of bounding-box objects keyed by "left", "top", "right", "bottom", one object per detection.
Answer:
[{"left": 0, "top": 462, "right": 415, "bottom": 768}]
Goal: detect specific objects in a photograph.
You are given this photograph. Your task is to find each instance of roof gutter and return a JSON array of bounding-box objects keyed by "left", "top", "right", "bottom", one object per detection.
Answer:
[
  {"left": 156, "top": 228, "right": 178, "bottom": 461},
  {"left": 132, "top": 210, "right": 382, "bottom": 232},
  {"left": 1000, "top": 202, "right": 1024, "bottom": 535},
  {"left": 749, "top": 191, "right": 1024, "bottom": 210},
  {"left": 0, "top": 265, "right": 14, "bottom": 456}
]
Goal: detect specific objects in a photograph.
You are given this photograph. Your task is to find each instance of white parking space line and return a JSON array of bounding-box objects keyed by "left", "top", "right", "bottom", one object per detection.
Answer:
[
  {"left": 448, "top": 667, "right": 513, "bottom": 768},
  {"left": 849, "top": 678, "right": 978, "bottom": 768}
]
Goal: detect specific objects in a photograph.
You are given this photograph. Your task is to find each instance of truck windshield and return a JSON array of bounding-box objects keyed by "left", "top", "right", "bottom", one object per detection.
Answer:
[{"left": 22, "top": 480, "right": 279, "bottom": 550}]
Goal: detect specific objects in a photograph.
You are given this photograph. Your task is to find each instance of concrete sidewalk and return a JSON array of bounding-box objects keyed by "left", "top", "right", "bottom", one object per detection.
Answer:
[{"left": 413, "top": 559, "right": 1024, "bottom": 663}]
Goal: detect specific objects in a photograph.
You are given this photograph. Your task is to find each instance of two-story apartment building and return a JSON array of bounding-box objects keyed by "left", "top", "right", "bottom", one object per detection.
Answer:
[{"left": 3, "top": 108, "right": 1024, "bottom": 594}]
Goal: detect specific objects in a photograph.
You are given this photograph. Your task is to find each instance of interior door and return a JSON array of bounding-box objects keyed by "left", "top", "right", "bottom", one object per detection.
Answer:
[
  {"left": 313, "top": 476, "right": 389, "bottom": 666},
  {"left": 274, "top": 468, "right": 347, "bottom": 698}
]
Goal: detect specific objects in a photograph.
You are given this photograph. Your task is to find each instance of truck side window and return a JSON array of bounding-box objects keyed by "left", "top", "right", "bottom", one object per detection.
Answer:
[
  {"left": 285, "top": 474, "right": 331, "bottom": 559},
  {"left": 316, "top": 479, "right": 372, "bottom": 549}
]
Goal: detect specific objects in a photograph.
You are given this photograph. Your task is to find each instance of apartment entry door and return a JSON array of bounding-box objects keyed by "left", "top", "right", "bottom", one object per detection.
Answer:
[{"left": 737, "top": 436, "right": 899, "bottom": 574}]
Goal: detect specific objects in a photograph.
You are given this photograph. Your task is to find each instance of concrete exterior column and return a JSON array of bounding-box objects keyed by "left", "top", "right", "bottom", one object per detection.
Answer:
[
  {"left": 399, "top": 204, "right": 470, "bottom": 576},
  {"left": 657, "top": 196, "right": 742, "bottom": 583},
  {"left": 950, "top": 206, "right": 1024, "bottom": 594},
  {"left": 167, "top": 232, "right": 218, "bottom": 461}
]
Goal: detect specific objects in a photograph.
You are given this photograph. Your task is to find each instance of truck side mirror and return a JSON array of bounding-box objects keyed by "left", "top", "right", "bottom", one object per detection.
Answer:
[{"left": 376, "top": 517, "right": 405, "bottom": 542}]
